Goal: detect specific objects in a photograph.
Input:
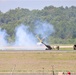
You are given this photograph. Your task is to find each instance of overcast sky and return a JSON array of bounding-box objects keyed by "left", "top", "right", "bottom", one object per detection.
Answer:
[{"left": 0, "top": 0, "right": 76, "bottom": 13}]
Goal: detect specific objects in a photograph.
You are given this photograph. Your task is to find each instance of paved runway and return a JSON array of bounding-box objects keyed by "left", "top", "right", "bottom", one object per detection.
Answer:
[{"left": 0, "top": 49, "right": 76, "bottom": 53}]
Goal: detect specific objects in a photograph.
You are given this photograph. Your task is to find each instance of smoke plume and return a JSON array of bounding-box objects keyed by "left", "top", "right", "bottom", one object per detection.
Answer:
[
  {"left": 0, "top": 28, "right": 8, "bottom": 47},
  {"left": 14, "top": 24, "right": 37, "bottom": 46},
  {"left": 0, "top": 21, "right": 55, "bottom": 50},
  {"left": 34, "top": 21, "right": 55, "bottom": 40}
]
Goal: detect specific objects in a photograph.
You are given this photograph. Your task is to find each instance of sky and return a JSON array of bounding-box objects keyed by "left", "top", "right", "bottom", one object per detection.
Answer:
[{"left": 0, "top": 0, "right": 76, "bottom": 13}]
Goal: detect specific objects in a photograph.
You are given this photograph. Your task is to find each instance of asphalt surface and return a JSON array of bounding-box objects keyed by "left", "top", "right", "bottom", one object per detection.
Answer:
[{"left": 0, "top": 49, "right": 76, "bottom": 53}]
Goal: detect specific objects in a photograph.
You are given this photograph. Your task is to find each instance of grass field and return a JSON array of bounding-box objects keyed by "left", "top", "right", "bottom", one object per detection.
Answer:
[{"left": 0, "top": 50, "right": 76, "bottom": 73}]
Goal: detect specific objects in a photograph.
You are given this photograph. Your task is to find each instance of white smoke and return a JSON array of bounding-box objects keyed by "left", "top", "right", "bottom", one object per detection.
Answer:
[
  {"left": 0, "top": 28, "right": 8, "bottom": 47},
  {"left": 34, "top": 21, "right": 55, "bottom": 40},
  {"left": 0, "top": 21, "right": 55, "bottom": 50},
  {"left": 14, "top": 24, "right": 37, "bottom": 46}
]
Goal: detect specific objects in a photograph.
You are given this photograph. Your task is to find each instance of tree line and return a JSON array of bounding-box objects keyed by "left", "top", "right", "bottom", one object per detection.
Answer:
[{"left": 0, "top": 6, "right": 76, "bottom": 44}]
